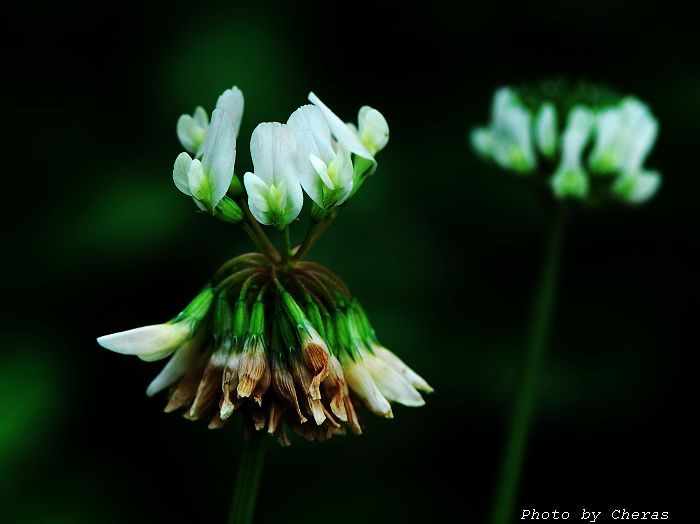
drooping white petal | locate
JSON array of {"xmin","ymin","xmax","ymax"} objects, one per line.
[
  {"xmin": 97, "ymin": 321, "xmax": 192, "ymax": 362},
  {"xmin": 145, "ymin": 332, "xmax": 203, "ymax": 397},
  {"xmin": 373, "ymin": 345, "xmax": 434, "ymax": 393},
  {"xmin": 215, "ymin": 86, "xmax": 245, "ymax": 139},
  {"xmin": 199, "ymin": 109, "xmax": 236, "ymax": 209},
  {"xmin": 358, "ymin": 106, "xmax": 389, "ymax": 155},
  {"xmin": 613, "ymin": 170, "xmax": 661, "ymax": 204},
  {"xmin": 173, "ymin": 152, "xmax": 193, "ymax": 196},
  {"xmin": 308, "ymin": 92, "xmax": 373, "ymax": 160},
  {"xmin": 535, "ymin": 103, "xmax": 557, "ymax": 158},
  {"xmin": 364, "ymin": 352, "xmax": 424, "ymax": 407},
  {"xmin": 341, "ymin": 353, "xmax": 393, "ymax": 418},
  {"xmin": 551, "ymin": 106, "xmax": 594, "ymax": 199}
]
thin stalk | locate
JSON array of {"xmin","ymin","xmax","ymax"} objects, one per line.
[
  {"xmin": 281, "ymin": 226, "xmax": 291, "ymax": 262},
  {"xmin": 228, "ymin": 431, "xmax": 267, "ymax": 524},
  {"xmin": 239, "ymin": 199, "xmax": 280, "ymax": 262},
  {"xmin": 490, "ymin": 207, "xmax": 568, "ymax": 524},
  {"xmin": 292, "ymin": 212, "xmax": 338, "ymax": 262}
]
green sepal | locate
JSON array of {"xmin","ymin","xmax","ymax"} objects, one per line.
[
  {"xmin": 214, "ymin": 196, "xmax": 244, "ymax": 224},
  {"xmin": 233, "ymin": 297, "xmax": 249, "ymax": 342},
  {"xmin": 213, "ymin": 294, "xmax": 233, "ymax": 348},
  {"xmin": 175, "ymin": 287, "xmax": 215, "ymax": 326},
  {"xmin": 249, "ymin": 298, "xmax": 265, "ymax": 337},
  {"xmin": 228, "ymin": 173, "xmax": 244, "ymax": 198},
  {"xmin": 305, "ymin": 297, "xmax": 324, "ymax": 337}
]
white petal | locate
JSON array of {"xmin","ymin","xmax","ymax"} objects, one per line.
[
  {"xmin": 248, "ymin": 123, "xmax": 302, "ymax": 228},
  {"xmin": 535, "ymin": 103, "xmax": 557, "ymax": 158},
  {"xmin": 200, "ymin": 109, "xmax": 236, "ymax": 209},
  {"xmin": 193, "ymin": 106, "xmax": 209, "ymax": 128},
  {"xmin": 187, "ymin": 159, "xmax": 209, "ymax": 204},
  {"xmin": 173, "ymin": 152, "xmax": 193, "ymax": 196},
  {"xmin": 215, "ymin": 86, "xmax": 244, "ymax": 139},
  {"xmin": 342, "ymin": 354, "xmax": 393, "ymax": 418},
  {"xmin": 146, "ymin": 332, "xmax": 203, "ymax": 397},
  {"xmin": 243, "ymin": 172, "xmax": 272, "ymax": 225},
  {"xmin": 471, "ymin": 128, "xmax": 493, "ymax": 157},
  {"xmin": 288, "ymin": 105, "xmax": 335, "ymax": 161},
  {"xmin": 589, "ymin": 106, "xmax": 624, "ymax": 172},
  {"xmin": 621, "ymin": 99, "xmax": 658, "ymax": 173},
  {"xmin": 364, "ymin": 353, "xmax": 424, "ymax": 407},
  {"xmin": 374, "ymin": 346, "xmax": 433, "ymax": 393},
  {"xmin": 358, "ymin": 106, "xmax": 389, "ymax": 155},
  {"xmin": 613, "ymin": 170, "xmax": 661, "ymax": 203},
  {"xmin": 309, "ymin": 154, "xmax": 333, "ymax": 189},
  {"xmin": 308, "ymin": 92, "xmax": 373, "ymax": 160},
  {"xmin": 97, "ymin": 321, "xmax": 192, "ymax": 362},
  {"xmin": 176, "ymin": 115, "xmax": 204, "ymax": 154},
  {"xmin": 490, "ymin": 88, "xmax": 536, "ymax": 173}
]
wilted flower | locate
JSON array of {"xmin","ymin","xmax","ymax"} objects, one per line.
[
  {"xmin": 471, "ymin": 82, "xmax": 661, "ymax": 204},
  {"xmin": 99, "ymin": 86, "xmax": 429, "ymax": 446}
]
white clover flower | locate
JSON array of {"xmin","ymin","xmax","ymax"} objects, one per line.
[
  {"xmin": 177, "ymin": 86, "xmax": 244, "ymax": 156},
  {"xmin": 173, "ymin": 109, "xmax": 236, "ymax": 211},
  {"xmin": 589, "ymin": 98, "xmax": 658, "ymax": 175},
  {"xmin": 308, "ymin": 92, "xmax": 389, "ymax": 160},
  {"xmin": 97, "ymin": 320, "xmax": 194, "ymax": 362},
  {"xmin": 472, "ymin": 88, "xmax": 537, "ymax": 174},
  {"xmin": 97, "ymin": 288, "xmax": 214, "ymax": 362},
  {"xmin": 535, "ymin": 103, "xmax": 558, "ymax": 159},
  {"xmin": 288, "ymin": 105, "xmax": 353, "ymax": 209},
  {"xmin": 243, "ymin": 122, "xmax": 303, "ymax": 230},
  {"xmin": 146, "ymin": 330, "xmax": 205, "ymax": 397},
  {"xmin": 551, "ymin": 106, "xmax": 595, "ymax": 199}
]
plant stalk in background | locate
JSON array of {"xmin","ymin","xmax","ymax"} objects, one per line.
[{"xmin": 472, "ymin": 81, "xmax": 662, "ymax": 524}]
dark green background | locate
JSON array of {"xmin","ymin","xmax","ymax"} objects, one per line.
[{"xmin": 2, "ymin": 1, "xmax": 695, "ymax": 522}]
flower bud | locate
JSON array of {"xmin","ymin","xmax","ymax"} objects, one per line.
[{"xmin": 214, "ymin": 196, "xmax": 244, "ymax": 224}]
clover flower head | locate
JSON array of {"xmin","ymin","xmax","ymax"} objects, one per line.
[
  {"xmin": 98, "ymin": 85, "xmax": 426, "ymax": 446},
  {"xmin": 471, "ymin": 81, "xmax": 662, "ymax": 205}
]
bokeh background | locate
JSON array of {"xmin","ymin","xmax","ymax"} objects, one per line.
[{"xmin": 3, "ymin": 1, "xmax": 695, "ymax": 522}]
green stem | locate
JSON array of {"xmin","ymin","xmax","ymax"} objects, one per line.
[
  {"xmin": 228, "ymin": 432, "xmax": 267, "ymax": 524},
  {"xmin": 281, "ymin": 226, "xmax": 291, "ymax": 262},
  {"xmin": 239, "ymin": 199, "xmax": 280, "ymax": 262},
  {"xmin": 490, "ymin": 207, "xmax": 567, "ymax": 524}
]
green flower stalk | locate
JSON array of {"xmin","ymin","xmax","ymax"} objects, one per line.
[
  {"xmin": 97, "ymin": 86, "xmax": 430, "ymax": 524},
  {"xmin": 471, "ymin": 81, "xmax": 661, "ymax": 524}
]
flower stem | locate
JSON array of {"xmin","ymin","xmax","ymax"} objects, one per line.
[
  {"xmin": 281, "ymin": 226, "xmax": 291, "ymax": 262},
  {"xmin": 490, "ymin": 206, "xmax": 567, "ymax": 524},
  {"xmin": 229, "ymin": 431, "xmax": 267, "ymax": 524}
]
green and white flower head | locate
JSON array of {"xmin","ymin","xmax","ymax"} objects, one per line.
[
  {"xmin": 471, "ymin": 81, "xmax": 662, "ymax": 205},
  {"xmin": 100, "ymin": 84, "xmax": 427, "ymax": 448},
  {"xmin": 288, "ymin": 105, "xmax": 353, "ymax": 209},
  {"xmin": 177, "ymin": 86, "xmax": 244, "ymax": 156},
  {"xmin": 243, "ymin": 122, "xmax": 303, "ymax": 230}
]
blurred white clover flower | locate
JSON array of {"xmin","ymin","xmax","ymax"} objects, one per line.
[{"xmin": 471, "ymin": 84, "xmax": 661, "ymax": 204}]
